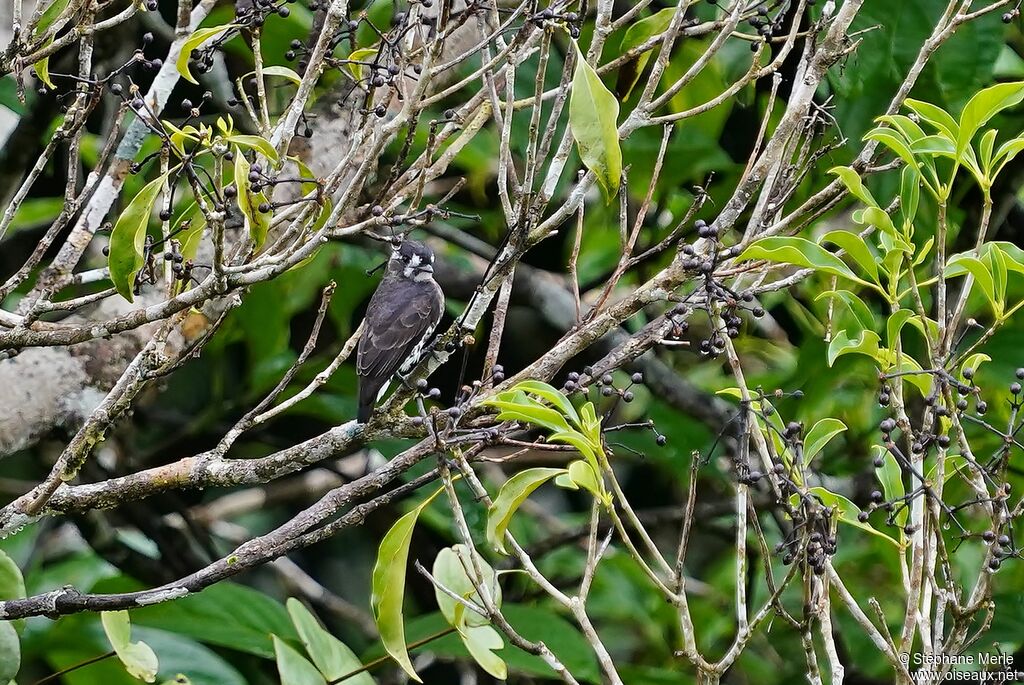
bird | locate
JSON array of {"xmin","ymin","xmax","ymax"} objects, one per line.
[{"xmin": 356, "ymin": 240, "xmax": 444, "ymax": 423}]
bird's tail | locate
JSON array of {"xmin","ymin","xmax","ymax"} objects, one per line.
[
  {"xmin": 357, "ymin": 377, "xmax": 385, "ymax": 423},
  {"xmin": 357, "ymin": 399, "xmax": 373, "ymax": 424}
]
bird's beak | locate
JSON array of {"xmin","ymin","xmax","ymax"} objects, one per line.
[{"xmin": 419, "ymin": 263, "xmax": 433, "ymax": 274}]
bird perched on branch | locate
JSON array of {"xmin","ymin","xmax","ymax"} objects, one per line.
[{"xmin": 356, "ymin": 240, "xmax": 444, "ymax": 423}]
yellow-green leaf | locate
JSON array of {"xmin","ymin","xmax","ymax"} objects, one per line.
[
  {"xmin": 432, "ymin": 544, "xmax": 501, "ymax": 629},
  {"xmin": 226, "ymin": 134, "xmax": 279, "ymax": 164},
  {"xmin": 371, "ymin": 488, "xmax": 444, "ymax": 682},
  {"xmin": 273, "ymin": 635, "xmax": 326, "ymax": 685},
  {"xmin": 34, "ymin": 0, "xmax": 71, "ymax": 35},
  {"xmin": 108, "ymin": 172, "xmax": 168, "ymax": 302},
  {"xmin": 177, "ymin": 25, "xmax": 238, "ymax": 85},
  {"xmin": 347, "ymin": 48, "xmax": 378, "ymax": 81},
  {"xmin": 736, "ymin": 236, "xmax": 869, "ymax": 286},
  {"xmin": 233, "ymin": 147, "xmax": 272, "ymax": 248},
  {"xmin": 801, "ymin": 418, "xmax": 846, "ymax": 467},
  {"xmin": 101, "ymin": 611, "xmax": 159, "ymax": 683},
  {"xmin": 616, "ymin": 7, "xmax": 674, "ymax": 100},
  {"xmin": 569, "ymin": 44, "xmax": 621, "ymax": 200},
  {"xmin": 286, "ymin": 599, "xmax": 372, "ymax": 684},
  {"xmin": 486, "ymin": 467, "xmax": 566, "ymax": 554}
]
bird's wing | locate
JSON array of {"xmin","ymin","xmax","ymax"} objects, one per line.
[{"xmin": 357, "ymin": 279, "xmax": 443, "ymax": 381}]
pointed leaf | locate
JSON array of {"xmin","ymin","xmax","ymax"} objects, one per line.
[
  {"xmin": 564, "ymin": 459, "xmax": 606, "ymax": 502},
  {"xmin": 370, "ymin": 488, "xmax": 443, "ymax": 682},
  {"xmin": 736, "ymin": 237, "xmax": 867, "ymax": 285},
  {"xmin": 958, "ymin": 82, "xmax": 1024, "ymax": 152},
  {"xmin": 486, "ymin": 468, "xmax": 566, "ymax": 554},
  {"xmin": 904, "ymin": 99, "xmax": 959, "ymax": 139},
  {"xmin": 274, "ymin": 635, "xmax": 327, "ymax": 685},
  {"xmin": 802, "ymin": 487, "xmax": 899, "ymax": 547},
  {"xmin": 34, "ymin": 0, "xmax": 71, "ymax": 35},
  {"xmin": 827, "ymin": 329, "xmax": 881, "ymax": 367},
  {"xmin": 616, "ymin": 8, "xmax": 675, "ymax": 100},
  {"xmin": 286, "ymin": 599, "xmax": 372, "ymax": 684},
  {"xmin": 177, "ymin": 25, "xmax": 238, "ymax": 85},
  {"xmin": 0, "ymin": 622, "xmax": 18, "ymax": 682},
  {"xmin": 569, "ymin": 44, "xmax": 621, "ymax": 200},
  {"xmin": 802, "ymin": 418, "xmax": 847, "ymax": 467},
  {"xmin": 233, "ymin": 147, "xmax": 272, "ymax": 248},
  {"xmin": 945, "ymin": 253, "xmax": 998, "ymax": 314},
  {"xmin": 821, "ymin": 230, "xmax": 879, "ymax": 283},
  {"xmin": 511, "ymin": 380, "xmax": 581, "ymax": 426},
  {"xmin": 261, "ymin": 65, "xmax": 303, "ymax": 85},
  {"xmin": 829, "ymin": 166, "xmax": 879, "ymax": 208},
  {"xmin": 226, "ymin": 134, "xmax": 279, "ymax": 164},
  {"xmin": 108, "ymin": 172, "xmax": 168, "ymax": 302},
  {"xmin": 817, "ymin": 290, "xmax": 875, "ymax": 332}
]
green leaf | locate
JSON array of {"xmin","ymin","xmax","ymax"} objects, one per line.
[
  {"xmin": 886, "ymin": 309, "xmax": 919, "ymax": 348},
  {"xmin": 177, "ymin": 25, "xmax": 238, "ymax": 85},
  {"xmin": 0, "ymin": 550, "xmax": 26, "ymax": 635},
  {"xmin": 233, "ymin": 147, "xmax": 272, "ymax": 248},
  {"xmin": 346, "ymin": 48, "xmax": 379, "ymax": 81},
  {"xmin": 904, "ymin": 99, "xmax": 959, "ymax": 140},
  {"xmin": 555, "ymin": 460, "xmax": 607, "ymax": 503},
  {"xmin": 226, "ymin": 134, "xmax": 279, "ymax": 164},
  {"xmin": 802, "ymin": 418, "xmax": 847, "ymax": 467},
  {"xmin": 802, "ymin": 487, "xmax": 899, "ymax": 547},
  {"xmin": 125, "ymin": 582, "xmax": 296, "ymax": 659},
  {"xmin": 486, "ymin": 468, "xmax": 566, "ymax": 554},
  {"xmin": 735, "ymin": 237, "xmax": 868, "ymax": 285},
  {"xmin": 829, "ymin": 166, "xmax": 879, "ymax": 208},
  {"xmin": 483, "ymin": 396, "xmax": 572, "ymax": 433},
  {"xmin": 274, "ymin": 635, "xmax": 327, "ymax": 685},
  {"xmin": 433, "ymin": 544, "xmax": 501, "ymax": 629},
  {"xmin": 35, "ymin": 46, "xmax": 55, "ymax": 90},
  {"xmin": 960, "ymin": 353, "xmax": 991, "ymax": 383},
  {"xmin": 821, "ymin": 230, "xmax": 879, "ymax": 283},
  {"xmin": 827, "ymin": 329, "xmax": 881, "ymax": 367},
  {"xmin": 980, "ymin": 128, "xmax": 998, "ymax": 174},
  {"xmin": 286, "ymin": 599, "xmax": 372, "ymax": 684},
  {"xmin": 101, "ymin": 611, "xmax": 160, "ymax": 682},
  {"xmin": 945, "ymin": 253, "xmax": 999, "ymax": 315},
  {"xmin": 35, "ymin": 0, "xmax": 71, "ymax": 35},
  {"xmin": 873, "ymin": 447, "xmax": 907, "ymax": 528},
  {"xmin": 865, "ymin": 127, "xmax": 918, "ymax": 171},
  {"xmin": 547, "ymin": 430, "xmax": 599, "ymax": 467},
  {"xmin": 899, "ymin": 164, "xmax": 921, "ymax": 229},
  {"xmin": 509, "ymin": 380, "xmax": 581, "ymax": 426},
  {"xmin": 616, "ymin": 8, "xmax": 675, "ymax": 100},
  {"xmin": 176, "ymin": 204, "xmax": 207, "ymax": 261},
  {"xmin": 462, "ymin": 625, "xmax": 507, "ymax": 680},
  {"xmin": 0, "ymin": 622, "xmax": 18, "ymax": 682},
  {"xmin": 817, "ymin": 290, "xmax": 875, "ymax": 332},
  {"xmin": 855, "ymin": 206, "xmax": 898, "ymax": 237},
  {"xmin": 108, "ymin": 172, "xmax": 167, "ymax": 302},
  {"xmin": 958, "ymin": 81, "xmax": 1024, "ymax": 153},
  {"xmin": 569, "ymin": 43, "xmax": 621, "ymax": 200},
  {"xmin": 261, "ymin": 65, "xmax": 303, "ymax": 85},
  {"xmin": 371, "ymin": 488, "xmax": 444, "ymax": 682}
]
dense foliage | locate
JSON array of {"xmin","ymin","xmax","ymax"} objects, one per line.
[{"xmin": 3, "ymin": 0, "xmax": 1024, "ymax": 684}]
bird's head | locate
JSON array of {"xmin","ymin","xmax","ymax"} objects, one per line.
[{"xmin": 388, "ymin": 240, "xmax": 435, "ymax": 281}]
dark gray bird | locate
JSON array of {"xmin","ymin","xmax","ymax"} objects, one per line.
[{"xmin": 356, "ymin": 240, "xmax": 444, "ymax": 423}]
